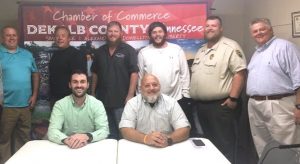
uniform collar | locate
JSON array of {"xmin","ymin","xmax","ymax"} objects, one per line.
[{"xmin": 202, "ymin": 37, "xmax": 224, "ymax": 53}]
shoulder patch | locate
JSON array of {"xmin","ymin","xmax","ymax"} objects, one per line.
[{"xmin": 235, "ymin": 50, "xmax": 243, "ymax": 58}]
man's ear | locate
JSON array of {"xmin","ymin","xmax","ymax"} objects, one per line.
[{"xmin": 86, "ymin": 81, "xmax": 90, "ymax": 89}]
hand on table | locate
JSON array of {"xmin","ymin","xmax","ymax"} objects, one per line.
[
  {"xmin": 64, "ymin": 133, "xmax": 89, "ymax": 149},
  {"xmin": 145, "ymin": 131, "xmax": 168, "ymax": 148}
]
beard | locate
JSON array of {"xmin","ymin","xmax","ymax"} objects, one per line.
[
  {"xmin": 72, "ymin": 87, "xmax": 87, "ymax": 98},
  {"xmin": 107, "ymin": 38, "xmax": 122, "ymax": 47},
  {"xmin": 150, "ymin": 36, "xmax": 166, "ymax": 48},
  {"xmin": 204, "ymin": 31, "xmax": 222, "ymax": 43},
  {"xmin": 142, "ymin": 91, "xmax": 161, "ymax": 103}
]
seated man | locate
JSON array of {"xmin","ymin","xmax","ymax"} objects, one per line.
[
  {"xmin": 119, "ymin": 74, "xmax": 190, "ymax": 148},
  {"xmin": 47, "ymin": 70, "xmax": 109, "ymax": 149}
]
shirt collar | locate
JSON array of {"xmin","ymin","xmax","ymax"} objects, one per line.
[
  {"xmin": 105, "ymin": 42, "xmax": 125, "ymax": 50},
  {"xmin": 0, "ymin": 44, "xmax": 20, "ymax": 54},
  {"xmin": 70, "ymin": 94, "xmax": 87, "ymax": 108},
  {"xmin": 203, "ymin": 37, "xmax": 223, "ymax": 54},
  {"xmin": 210, "ymin": 37, "xmax": 223, "ymax": 50},
  {"xmin": 255, "ymin": 36, "xmax": 276, "ymax": 52}
]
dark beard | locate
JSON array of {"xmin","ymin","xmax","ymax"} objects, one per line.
[
  {"xmin": 150, "ymin": 37, "xmax": 166, "ymax": 48},
  {"xmin": 204, "ymin": 33, "xmax": 222, "ymax": 43},
  {"xmin": 107, "ymin": 38, "xmax": 122, "ymax": 47},
  {"xmin": 72, "ymin": 88, "xmax": 87, "ymax": 98}
]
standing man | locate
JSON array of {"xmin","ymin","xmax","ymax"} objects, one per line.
[
  {"xmin": 138, "ymin": 22, "xmax": 195, "ymax": 136},
  {"xmin": 247, "ymin": 18, "xmax": 300, "ymax": 156},
  {"xmin": 0, "ymin": 62, "xmax": 3, "ymax": 115},
  {"xmin": 0, "ymin": 26, "xmax": 40, "ymax": 163},
  {"xmin": 190, "ymin": 16, "xmax": 247, "ymax": 163},
  {"xmin": 48, "ymin": 70, "xmax": 109, "ymax": 149},
  {"xmin": 49, "ymin": 26, "xmax": 86, "ymax": 108},
  {"xmin": 120, "ymin": 74, "xmax": 190, "ymax": 148},
  {"xmin": 91, "ymin": 21, "xmax": 138, "ymax": 140}
]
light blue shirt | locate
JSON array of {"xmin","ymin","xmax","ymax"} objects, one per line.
[
  {"xmin": 0, "ymin": 63, "xmax": 3, "ymax": 103},
  {"xmin": 247, "ymin": 37, "xmax": 300, "ymax": 96},
  {"xmin": 0, "ymin": 44, "xmax": 38, "ymax": 107}
]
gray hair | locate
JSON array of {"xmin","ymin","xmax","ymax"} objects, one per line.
[{"xmin": 249, "ymin": 18, "xmax": 272, "ymax": 29}]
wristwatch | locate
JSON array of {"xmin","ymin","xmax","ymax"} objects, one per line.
[
  {"xmin": 167, "ymin": 137, "xmax": 173, "ymax": 146},
  {"xmin": 86, "ymin": 133, "xmax": 93, "ymax": 143},
  {"xmin": 295, "ymin": 104, "xmax": 300, "ymax": 110}
]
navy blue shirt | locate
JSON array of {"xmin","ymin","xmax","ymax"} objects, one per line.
[{"xmin": 91, "ymin": 42, "xmax": 138, "ymax": 108}]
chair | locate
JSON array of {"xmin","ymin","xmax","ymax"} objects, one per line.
[{"xmin": 258, "ymin": 141, "xmax": 300, "ymax": 164}]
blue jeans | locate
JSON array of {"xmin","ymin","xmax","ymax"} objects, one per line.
[{"xmin": 105, "ymin": 107, "xmax": 124, "ymax": 140}]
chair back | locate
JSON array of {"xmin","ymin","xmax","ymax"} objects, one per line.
[{"xmin": 258, "ymin": 141, "xmax": 300, "ymax": 164}]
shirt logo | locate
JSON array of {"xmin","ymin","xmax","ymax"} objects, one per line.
[{"xmin": 115, "ymin": 53, "xmax": 125, "ymax": 58}]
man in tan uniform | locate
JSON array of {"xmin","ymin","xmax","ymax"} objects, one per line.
[{"xmin": 190, "ymin": 16, "xmax": 247, "ymax": 163}]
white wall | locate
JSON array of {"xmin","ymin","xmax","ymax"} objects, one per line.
[
  {"xmin": 244, "ymin": 0, "xmax": 300, "ymax": 60},
  {"xmin": 210, "ymin": 0, "xmax": 245, "ymax": 54}
]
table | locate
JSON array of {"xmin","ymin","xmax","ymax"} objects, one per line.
[
  {"xmin": 117, "ymin": 138, "xmax": 230, "ymax": 164},
  {"xmin": 5, "ymin": 139, "xmax": 117, "ymax": 164},
  {"xmin": 7, "ymin": 138, "xmax": 230, "ymax": 164}
]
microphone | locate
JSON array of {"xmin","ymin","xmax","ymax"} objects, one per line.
[{"xmin": 278, "ymin": 144, "xmax": 300, "ymax": 149}]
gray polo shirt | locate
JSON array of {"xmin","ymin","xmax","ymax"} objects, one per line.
[{"xmin": 119, "ymin": 94, "xmax": 190, "ymax": 134}]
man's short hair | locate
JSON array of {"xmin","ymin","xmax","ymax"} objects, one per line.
[
  {"xmin": 1, "ymin": 25, "xmax": 18, "ymax": 37},
  {"xmin": 147, "ymin": 22, "xmax": 167, "ymax": 37},
  {"xmin": 206, "ymin": 15, "xmax": 223, "ymax": 26},
  {"xmin": 107, "ymin": 21, "xmax": 122, "ymax": 31},
  {"xmin": 54, "ymin": 25, "xmax": 71, "ymax": 37},
  {"xmin": 249, "ymin": 18, "xmax": 272, "ymax": 29},
  {"xmin": 70, "ymin": 69, "xmax": 88, "ymax": 82}
]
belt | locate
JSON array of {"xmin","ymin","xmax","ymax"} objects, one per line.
[{"xmin": 250, "ymin": 93, "xmax": 295, "ymax": 101}]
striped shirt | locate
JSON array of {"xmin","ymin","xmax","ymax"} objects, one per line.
[{"xmin": 247, "ymin": 37, "xmax": 300, "ymax": 96}]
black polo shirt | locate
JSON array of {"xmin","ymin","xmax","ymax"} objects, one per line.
[
  {"xmin": 49, "ymin": 46, "xmax": 87, "ymax": 99},
  {"xmin": 91, "ymin": 42, "xmax": 138, "ymax": 108}
]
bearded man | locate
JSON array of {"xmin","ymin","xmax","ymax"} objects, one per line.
[
  {"xmin": 137, "ymin": 21, "xmax": 197, "ymax": 137},
  {"xmin": 91, "ymin": 21, "xmax": 139, "ymax": 140},
  {"xmin": 47, "ymin": 69, "xmax": 109, "ymax": 149},
  {"xmin": 190, "ymin": 16, "xmax": 247, "ymax": 163},
  {"xmin": 119, "ymin": 74, "xmax": 190, "ymax": 148}
]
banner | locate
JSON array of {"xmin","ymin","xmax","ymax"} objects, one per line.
[
  {"xmin": 21, "ymin": 3, "xmax": 206, "ymax": 41},
  {"xmin": 19, "ymin": 2, "xmax": 207, "ymax": 139}
]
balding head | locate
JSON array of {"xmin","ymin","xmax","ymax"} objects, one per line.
[
  {"xmin": 141, "ymin": 74, "xmax": 161, "ymax": 103},
  {"xmin": 1, "ymin": 26, "xmax": 18, "ymax": 51}
]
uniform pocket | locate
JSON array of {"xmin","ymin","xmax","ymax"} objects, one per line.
[{"xmin": 203, "ymin": 59, "xmax": 217, "ymax": 74}]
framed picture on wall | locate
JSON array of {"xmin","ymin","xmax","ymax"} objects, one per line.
[{"xmin": 292, "ymin": 11, "xmax": 300, "ymax": 38}]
